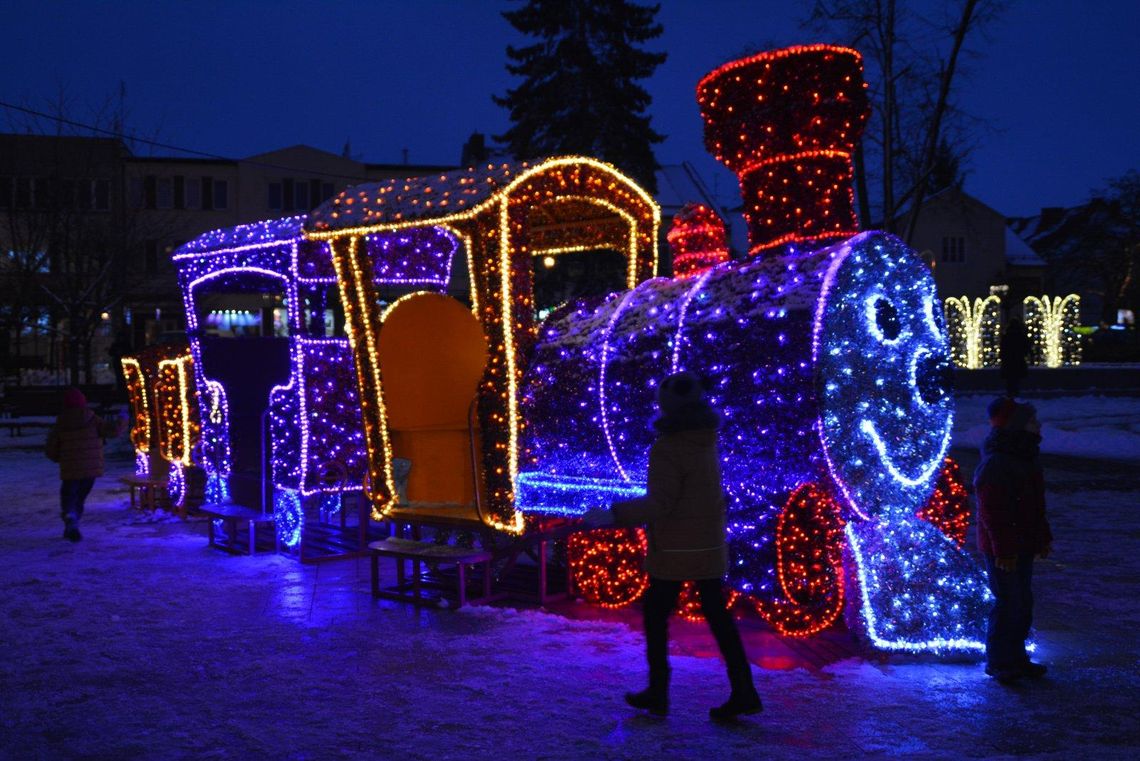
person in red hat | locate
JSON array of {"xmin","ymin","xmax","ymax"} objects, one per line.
[
  {"xmin": 44, "ymin": 388, "xmax": 124, "ymax": 542},
  {"xmin": 973, "ymin": 397, "xmax": 1053, "ymax": 683}
]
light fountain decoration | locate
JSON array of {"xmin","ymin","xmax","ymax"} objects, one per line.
[
  {"xmin": 121, "ymin": 342, "xmax": 201, "ymax": 510},
  {"xmin": 172, "ymin": 215, "xmax": 375, "ymax": 551},
  {"xmin": 944, "ymin": 295, "xmax": 1002, "ymax": 369},
  {"xmin": 1024, "ymin": 294, "xmax": 1082, "ymax": 367},
  {"xmin": 667, "ymin": 203, "xmax": 731, "ymax": 278},
  {"xmin": 515, "ymin": 45, "xmax": 992, "ymax": 652}
]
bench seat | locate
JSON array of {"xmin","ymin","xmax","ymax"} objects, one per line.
[
  {"xmin": 368, "ymin": 537, "xmax": 496, "ymax": 608},
  {"xmin": 199, "ymin": 503, "xmax": 276, "ymax": 555},
  {"xmin": 120, "ymin": 474, "xmax": 169, "ymax": 512}
]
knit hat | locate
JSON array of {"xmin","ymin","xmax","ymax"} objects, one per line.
[
  {"xmin": 657, "ymin": 371, "xmax": 710, "ymax": 414},
  {"xmin": 62, "ymin": 387, "xmax": 87, "ymax": 409},
  {"xmin": 987, "ymin": 397, "xmax": 1036, "ymax": 430}
]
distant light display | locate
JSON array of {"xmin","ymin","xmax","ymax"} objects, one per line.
[
  {"xmin": 120, "ymin": 357, "xmax": 151, "ymax": 476},
  {"xmin": 696, "ymin": 45, "xmax": 870, "ymax": 257},
  {"xmin": 944, "ymin": 295, "xmax": 1001, "ymax": 369},
  {"xmin": 667, "ymin": 202, "xmax": 731, "ymax": 278},
  {"xmin": 305, "ymin": 157, "xmax": 660, "ymax": 532},
  {"xmin": 1024, "ymin": 294, "xmax": 1082, "ymax": 367}
]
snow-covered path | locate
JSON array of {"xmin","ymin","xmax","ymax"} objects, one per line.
[{"xmin": 1, "ymin": 395, "xmax": 1138, "ymax": 760}]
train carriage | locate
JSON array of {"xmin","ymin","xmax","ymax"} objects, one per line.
[{"xmin": 171, "ymin": 215, "xmax": 374, "ymax": 559}]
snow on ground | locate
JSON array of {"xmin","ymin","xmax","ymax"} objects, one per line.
[
  {"xmin": 954, "ymin": 394, "xmax": 1140, "ymax": 462},
  {"xmin": 1, "ymin": 395, "xmax": 1138, "ymax": 760}
]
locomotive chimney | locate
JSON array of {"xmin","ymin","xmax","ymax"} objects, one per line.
[{"xmin": 696, "ymin": 45, "xmax": 870, "ymax": 258}]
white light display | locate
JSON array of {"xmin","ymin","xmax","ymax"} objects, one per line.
[
  {"xmin": 1024, "ymin": 294, "xmax": 1082, "ymax": 367},
  {"xmin": 944, "ymin": 295, "xmax": 1002, "ymax": 369}
]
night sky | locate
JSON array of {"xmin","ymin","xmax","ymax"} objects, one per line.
[{"xmin": 3, "ymin": 0, "xmax": 1137, "ymax": 217}]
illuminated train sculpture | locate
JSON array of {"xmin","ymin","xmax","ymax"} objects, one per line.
[
  {"xmin": 120, "ymin": 342, "xmax": 201, "ymax": 510},
  {"xmin": 514, "ymin": 45, "xmax": 991, "ymax": 652},
  {"xmin": 163, "ymin": 45, "xmax": 989, "ymax": 651}
]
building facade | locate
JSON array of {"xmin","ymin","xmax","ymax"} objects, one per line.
[
  {"xmin": 1, "ymin": 133, "xmax": 453, "ymax": 382},
  {"xmin": 904, "ymin": 187, "xmax": 1046, "ymax": 315}
]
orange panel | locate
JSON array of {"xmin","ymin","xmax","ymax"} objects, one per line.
[{"xmin": 378, "ymin": 293, "xmax": 489, "ymax": 505}]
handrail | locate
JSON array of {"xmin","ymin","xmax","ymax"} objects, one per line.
[{"xmin": 467, "ymin": 396, "xmax": 487, "ymax": 527}]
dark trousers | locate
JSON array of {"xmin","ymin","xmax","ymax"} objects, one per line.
[
  {"xmin": 983, "ymin": 553, "xmax": 1035, "ymax": 669},
  {"xmin": 61, "ymin": 478, "xmax": 96, "ymax": 523},
  {"xmin": 643, "ymin": 577, "xmax": 754, "ymax": 692}
]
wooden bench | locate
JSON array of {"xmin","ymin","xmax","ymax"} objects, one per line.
[
  {"xmin": 0, "ymin": 420, "xmax": 52, "ymax": 437},
  {"xmin": 120, "ymin": 474, "xmax": 169, "ymax": 512},
  {"xmin": 199, "ymin": 503, "xmax": 278, "ymax": 555},
  {"xmin": 369, "ymin": 537, "xmax": 496, "ymax": 608}
]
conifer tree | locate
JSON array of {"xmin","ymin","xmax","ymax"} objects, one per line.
[{"xmin": 494, "ymin": 0, "xmax": 666, "ymax": 192}]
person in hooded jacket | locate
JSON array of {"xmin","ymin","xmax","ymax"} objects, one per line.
[
  {"xmin": 45, "ymin": 388, "xmax": 124, "ymax": 542},
  {"xmin": 583, "ymin": 371, "xmax": 761, "ymax": 721},
  {"xmin": 973, "ymin": 397, "xmax": 1053, "ymax": 683}
]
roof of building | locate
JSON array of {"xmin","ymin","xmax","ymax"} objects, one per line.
[{"xmin": 1004, "ymin": 227, "xmax": 1047, "ymax": 267}]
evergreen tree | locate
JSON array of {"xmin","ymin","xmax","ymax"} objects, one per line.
[{"xmin": 494, "ymin": 0, "xmax": 666, "ymax": 192}]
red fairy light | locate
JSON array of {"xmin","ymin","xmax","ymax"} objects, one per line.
[
  {"xmin": 917, "ymin": 457, "xmax": 971, "ymax": 548},
  {"xmin": 751, "ymin": 482, "xmax": 846, "ymax": 637}
]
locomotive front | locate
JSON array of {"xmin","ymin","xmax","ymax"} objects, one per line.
[{"xmin": 516, "ymin": 45, "xmax": 991, "ymax": 652}]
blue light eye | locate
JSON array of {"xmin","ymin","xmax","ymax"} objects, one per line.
[{"xmin": 874, "ymin": 298, "xmax": 901, "ymax": 340}]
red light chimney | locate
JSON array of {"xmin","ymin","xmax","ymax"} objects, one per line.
[{"xmin": 696, "ymin": 45, "xmax": 870, "ymax": 257}]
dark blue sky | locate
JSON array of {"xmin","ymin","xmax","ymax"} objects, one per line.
[{"xmin": 4, "ymin": 0, "xmax": 1137, "ymax": 217}]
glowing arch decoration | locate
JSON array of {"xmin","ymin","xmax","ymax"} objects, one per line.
[
  {"xmin": 944, "ymin": 295, "xmax": 1002, "ymax": 369},
  {"xmin": 696, "ymin": 44, "xmax": 870, "ymax": 257},
  {"xmin": 121, "ymin": 343, "xmax": 200, "ymax": 501},
  {"xmin": 304, "ymin": 157, "xmax": 660, "ymax": 533},
  {"xmin": 120, "ymin": 357, "xmax": 152, "ymax": 477},
  {"xmin": 1024, "ymin": 294, "xmax": 1082, "ymax": 367},
  {"xmin": 667, "ymin": 203, "xmax": 731, "ymax": 278}
]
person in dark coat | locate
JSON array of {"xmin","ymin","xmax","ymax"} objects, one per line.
[
  {"xmin": 583, "ymin": 372, "xmax": 761, "ymax": 720},
  {"xmin": 973, "ymin": 397, "xmax": 1053, "ymax": 683},
  {"xmin": 45, "ymin": 388, "xmax": 124, "ymax": 542},
  {"xmin": 999, "ymin": 317, "xmax": 1031, "ymax": 397}
]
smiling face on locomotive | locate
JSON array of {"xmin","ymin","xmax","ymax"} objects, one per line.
[{"xmin": 813, "ymin": 232, "xmax": 954, "ymax": 521}]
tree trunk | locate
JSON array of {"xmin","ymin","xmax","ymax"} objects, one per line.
[
  {"xmin": 881, "ymin": 0, "xmax": 896, "ymax": 231},
  {"xmin": 854, "ymin": 142, "xmax": 871, "ymax": 228},
  {"xmin": 903, "ymin": 0, "xmax": 979, "ymax": 246}
]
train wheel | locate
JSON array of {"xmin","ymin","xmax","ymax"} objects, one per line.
[
  {"xmin": 568, "ymin": 527, "xmax": 649, "ymax": 608},
  {"xmin": 916, "ymin": 456, "xmax": 970, "ymax": 547},
  {"xmin": 752, "ymin": 482, "xmax": 846, "ymax": 637}
]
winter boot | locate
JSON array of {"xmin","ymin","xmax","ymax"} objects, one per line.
[
  {"xmin": 625, "ymin": 668, "xmax": 669, "ymax": 716},
  {"xmin": 710, "ymin": 689, "xmax": 763, "ymax": 721},
  {"xmin": 984, "ymin": 664, "xmax": 1022, "ymax": 684},
  {"xmin": 710, "ymin": 668, "xmax": 762, "ymax": 721},
  {"xmin": 63, "ymin": 515, "xmax": 81, "ymax": 543}
]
